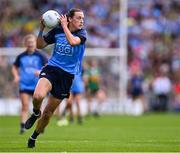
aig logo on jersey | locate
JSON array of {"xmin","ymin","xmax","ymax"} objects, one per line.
[
  {"xmin": 56, "ymin": 43, "xmax": 73, "ymax": 56},
  {"xmin": 55, "ymin": 34, "xmax": 73, "ymax": 56}
]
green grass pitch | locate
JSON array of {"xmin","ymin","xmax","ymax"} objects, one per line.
[{"xmin": 0, "ymin": 113, "xmax": 180, "ymax": 152}]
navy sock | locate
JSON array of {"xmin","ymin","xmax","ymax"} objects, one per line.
[
  {"xmin": 33, "ymin": 109, "xmax": 40, "ymax": 116},
  {"xmin": 20, "ymin": 123, "xmax": 25, "ymax": 129},
  {"xmin": 31, "ymin": 130, "xmax": 40, "ymax": 140}
]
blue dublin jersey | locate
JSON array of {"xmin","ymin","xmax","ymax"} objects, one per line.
[
  {"xmin": 71, "ymin": 73, "xmax": 84, "ymax": 93},
  {"xmin": 13, "ymin": 50, "xmax": 48, "ymax": 91},
  {"xmin": 43, "ymin": 25, "xmax": 87, "ymax": 75}
]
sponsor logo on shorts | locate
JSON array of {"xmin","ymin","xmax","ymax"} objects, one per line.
[
  {"xmin": 41, "ymin": 72, "xmax": 46, "ymax": 76},
  {"xmin": 61, "ymin": 93, "xmax": 68, "ymax": 96}
]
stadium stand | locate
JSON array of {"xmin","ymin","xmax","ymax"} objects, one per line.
[{"xmin": 0, "ymin": 0, "xmax": 179, "ymax": 112}]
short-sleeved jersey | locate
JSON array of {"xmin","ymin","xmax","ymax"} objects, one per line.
[
  {"xmin": 13, "ymin": 50, "xmax": 48, "ymax": 91},
  {"xmin": 71, "ymin": 73, "xmax": 84, "ymax": 93},
  {"xmin": 43, "ymin": 25, "xmax": 87, "ymax": 75}
]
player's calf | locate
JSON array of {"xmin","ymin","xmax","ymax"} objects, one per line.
[{"xmin": 25, "ymin": 109, "xmax": 41, "ymax": 129}]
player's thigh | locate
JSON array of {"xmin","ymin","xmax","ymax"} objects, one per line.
[
  {"xmin": 96, "ymin": 89, "xmax": 106, "ymax": 102},
  {"xmin": 34, "ymin": 78, "xmax": 52, "ymax": 98},
  {"xmin": 67, "ymin": 93, "xmax": 74, "ymax": 105},
  {"xmin": 86, "ymin": 90, "xmax": 93, "ymax": 102}
]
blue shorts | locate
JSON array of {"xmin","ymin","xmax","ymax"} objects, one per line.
[
  {"xmin": 19, "ymin": 90, "xmax": 34, "ymax": 95},
  {"xmin": 71, "ymin": 79, "xmax": 84, "ymax": 94},
  {"xmin": 39, "ymin": 65, "xmax": 74, "ymax": 100}
]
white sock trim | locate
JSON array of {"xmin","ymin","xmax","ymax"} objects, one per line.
[
  {"xmin": 30, "ymin": 136, "xmax": 36, "ymax": 140},
  {"xmin": 33, "ymin": 112, "xmax": 40, "ymax": 117}
]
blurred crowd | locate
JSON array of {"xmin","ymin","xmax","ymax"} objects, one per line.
[
  {"xmin": 127, "ymin": 0, "xmax": 180, "ymax": 112},
  {"xmin": 0, "ymin": 0, "xmax": 180, "ymax": 112},
  {"xmin": 0, "ymin": 0, "xmax": 119, "ymax": 48}
]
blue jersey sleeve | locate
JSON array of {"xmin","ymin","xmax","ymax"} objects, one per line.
[
  {"xmin": 74, "ymin": 29, "xmax": 87, "ymax": 44},
  {"xmin": 13, "ymin": 52, "xmax": 26, "ymax": 67},
  {"xmin": 43, "ymin": 28, "xmax": 56, "ymax": 44},
  {"xmin": 43, "ymin": 26, "xmax": 63, "ymax": 44},
  {"xmin": 13, "ymin": 55, "xmax": 20, "ymax": 67}
]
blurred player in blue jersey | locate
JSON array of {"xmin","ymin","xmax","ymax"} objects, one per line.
[
  {"xmin": 24, "ymin": 8, "xmax": 87, "ymax": 148},
  {"xmin": 12, "ymin": 34, "xmax": 48, "ymax": 134},
  {"xmin": 57, "ymin": 72, "xmax": 85, "ymax": 126}
]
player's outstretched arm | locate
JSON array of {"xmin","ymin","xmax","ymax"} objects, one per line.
[
  {"xmin": 12, "ymin": 65, "xmax": 20, "ymax": 83},
  {"xmin": 37, "ymin": 19, "xmax": 48, "ymax": 49}
]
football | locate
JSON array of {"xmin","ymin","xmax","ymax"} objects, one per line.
[{"xmin": 42, "ymin": 10, "xmax": 60, "ymax": 28}]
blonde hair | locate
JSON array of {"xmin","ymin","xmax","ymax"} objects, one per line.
[{"xmin": 23, "ymin": 34, "xmax": 36, "ymax": 44}]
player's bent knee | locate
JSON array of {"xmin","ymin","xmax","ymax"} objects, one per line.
[{"xmin": 33, "ymin": 92, "xmax": 45, "ymax": 101}]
